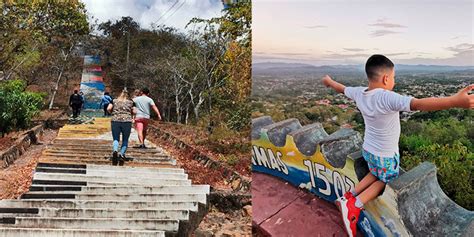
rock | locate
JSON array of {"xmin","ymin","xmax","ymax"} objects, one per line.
[
  {"xmin": 221, "ymin": 230, "xmax": 234, "ymax": 237},
  {"xmin": 243, "ymin": 205, "xmax": 252, "ymax": 216},
  {"xmin": 194, "ymin": 229, "xmax": 213, "ymax": 237},
  {"xmin": 231, "ymin": 178, "xmax": 241, "ymax": 190}
]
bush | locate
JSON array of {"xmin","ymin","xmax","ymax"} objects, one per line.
[
  {"xmin": 226, "ymin": 102, "xmax": 251, "ymax": 131},
  {"xmin": 0, "ymin": 80, "xmax": 44, "ymax": 136},
  {"xmin": 401, "ymin": 115, "xmax": 473, "ymax": 210},
  {"xmin": 401, "ymin": 143, "xmax": 473, "ymax": 210}
]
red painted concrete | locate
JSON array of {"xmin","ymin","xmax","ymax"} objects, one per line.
[
  {"xmin": 252, "ymin": 172, "xmax": 306, "ymax": 225},
  {"xmin": 253, "ymin": 172, "xmax": 363, "ymax": 237}
]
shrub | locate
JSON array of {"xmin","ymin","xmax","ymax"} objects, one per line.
[
  {"xmin": 0, "ymin": 80, "xmax": 44, "ymax": 136},
  {"xmin": 401, "ymin": 143, "xmax": 473, "ymax": 210},
  {"xmin": 224, "ymin": 154, "xmax": 239, "ymax": 166},
  {"xmin": 398, "ymin": 110, "xmax": 473, "ymax": 210}
]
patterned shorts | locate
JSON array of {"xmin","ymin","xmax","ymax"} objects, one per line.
[{"xmin": 362, "ymin": 149, "xmax": 400, "ymax": 183}]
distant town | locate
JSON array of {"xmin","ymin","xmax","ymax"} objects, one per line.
[{"xmin": 252, "ymin": 62, "xmax": 474, "ymax": 129}]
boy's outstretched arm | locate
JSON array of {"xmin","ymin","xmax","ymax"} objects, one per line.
[
  {"xmin": 322, "ymin": 75, "xmax": 346, "ymax": 94},
  {"xmin": 411, "ymin": 84, "xmax": 474, "ymax": 111}
]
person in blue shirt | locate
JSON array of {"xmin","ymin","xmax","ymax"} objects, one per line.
[
  {"xmin": 100, "ymin": 92, "xmax": 113, "ymax": 117},
  {"xmin": 79, "ymin": 91, "xmax": 85, "ymax": 115}
]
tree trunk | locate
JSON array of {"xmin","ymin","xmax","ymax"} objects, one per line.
[
  {"xmin": 48, "ymin": 45, "xmax": 74, "ymax": 110},
  {"xmin": 175, "ymin": 92, "xmax": 181, "ymax": 123},
  {"xmin": 48, "ymin": 66, "xmax": 65, "ymax": 109},
  {"xmin": 194, "ymin": 91, "xmax": 205, "ymax": 120},
  {"xmin": 185, "ymin": 104, "xmax": 189, "ymax": 125}
]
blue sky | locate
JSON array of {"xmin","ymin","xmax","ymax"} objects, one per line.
[
  {"xmin": 253, "ymin": 0, "xmax": 473, "ymax": 66},
  {"xmin": 81, "ymin": 0, "xmax": 224, "ymax": 31}
]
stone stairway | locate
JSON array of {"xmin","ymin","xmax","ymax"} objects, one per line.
[{"xmin": 0, "ymin": 117, "xmax": 209, "ymax": 237}]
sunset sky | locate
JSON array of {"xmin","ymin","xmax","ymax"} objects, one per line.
[{"xmin": 253, "ymin": 0, "xmax": 473, "ymax": 66}]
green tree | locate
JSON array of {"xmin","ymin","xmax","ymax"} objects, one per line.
[
  {"xmin": 401, "ymin": 143, "xmax": 473, "ymax": 210},
  {"xmin": 1, "ymin": 1, "xmax": 89, "ymax": 82}
]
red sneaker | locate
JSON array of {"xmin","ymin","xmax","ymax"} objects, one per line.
[
  {"xmin": 343, "ymin": 191, "xmax": 355, "ymax": 200},
  {"xmin": 335, "ymin": 192, "xmax": 354, "ymax": 211},
  {"xmin": 336, "ymin": 195, "xmax": 362, "ymax": 237}
]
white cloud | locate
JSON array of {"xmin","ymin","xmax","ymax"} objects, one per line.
[
  {"xmin": 370, "ymin": 30, "xmax": 400, "ymax": 37},
  {"xmin": 81, "ymin": 0, "xmax": 223, "ymax": 31},
  {"xmin": 368, "ymin": 18, "xmax": 406, "ymax": 28}
]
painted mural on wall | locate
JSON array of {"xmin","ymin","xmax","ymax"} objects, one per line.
[{"xmin": 79, "ymin": 55, "xmax": 105, "ymax": 109}]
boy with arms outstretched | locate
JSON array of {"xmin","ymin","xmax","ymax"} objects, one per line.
[{"xmin": 322, "ymin": 54, "xmax": 473, "ymax": 237}]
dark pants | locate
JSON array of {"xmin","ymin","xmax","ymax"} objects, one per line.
[
  {"xmin": 111, "ymin": 121, "xmax": 132, "ymax": 155},
  {"xmin": 103, "ymin": 104, "xmax": 110, "ymax": 116},
  {"xmin": 72, "ymin": 104, "xmax": 81, "ymax": 118}
]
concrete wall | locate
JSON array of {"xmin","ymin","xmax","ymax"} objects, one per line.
[
  {"xmin": 0, "ymin": 125, "xmax": 43, "ymax": 169},
  {"xmin": 252, "ymin": 116, "xmax": 473, "ymax": 237}
]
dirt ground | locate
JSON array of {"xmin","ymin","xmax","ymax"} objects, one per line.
[
  {"xmin": 0, "ymin": 129, "xmax": 58, "ymax": 199},
  {"xmin": 34, "ymin": 109, "xmax": 69, "ymax": 121},
  {"xmin": 148, "ymin": 132, "xmax": 231, "ymax": 190},
  {"xmin": 194, "ymin": 205, "xmax": 252, "ymax": 237},
  {"xmin": 0, "ymin": 137, "xmax": 15, "ymax": 151},
  {"xmin": 150, "ymin": 122, "xmax": 251, "ymax": 177}
]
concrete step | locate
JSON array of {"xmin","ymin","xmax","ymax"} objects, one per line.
[
  {"xmin": 0, "ymin": 200, "xmax": 200, "ymax": 211},
  {"xmin": 31, "ymin": 180, "xmax": 191, "ymax": 187},
  {"xmin": 35, "ymin": 167, "xmax": 184, "ymax": 175},
  {"xmin": 0, "ymin": 217, "xmax": 179, "ymax": 231},
  {"xmin": 21, "ymin": 193, "xmax": 207, "ymax": 204},
  {"xmin": 37, "ymin": 163, "xmax": 183, "ymax": 173},
  {"xmin": 0, "ymin": 208, "xmax": 189, "ymax": 219},
  {"xmin": 46, "ymin": 146, "xmax": 164, "ymax": 153},
  {"xmin": 33, "ymin": 180, "xmax": 191, "ymax": 187},
  {"xmin": 31, "ymin": 179, "xmax": 191, "ymax": 187},
  {"xmin": 42, "ymin": 152, "xmax": 170, "ymax": 159},
  {"xmin": 29, "ymin": 185, "xmax": 210, "ymax": 194},
  {"xmin": 43, "ymin": 151, "xmax": 166, "ymax": 158},
  {"xmin": 52, "ymin": 139, "xmax": 152, "ymax": 145},
  {"xmin": 39, "ymin": 157, "xmax": 177, "ymax": 166},
  {"xmin": 34, "ymin": 169, "xmax": 188, "ymax": 179},
  {"xmin": 33, "ymin": 172, "xmax": 187, "ymax": 182},
  {"xmin": 0, "ymin": 228, "xmax": 166, "ymax": 237},
  {"xmin": 50, "ymin": 143, "xmax": 159, "ymax": 150},
  {"xmin": 40, "ymin": 154, "xmax": 174, "ymax": 162}
]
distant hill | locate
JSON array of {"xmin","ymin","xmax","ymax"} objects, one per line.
[
  {"xmin": 252, "ymin": 62, "xmax": 363, "ymax": 74},
  {"xmin": 253, "ymin": 62, "xmax": 474, "ymax": 74},
  {"xmin": 394, "ymin": 64, "xmax": 474, "ymax": 72}
]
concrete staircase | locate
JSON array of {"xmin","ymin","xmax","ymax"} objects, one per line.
[{"xmin": 0, "ymin": 117, "xmax": 209, "ymax": 236}]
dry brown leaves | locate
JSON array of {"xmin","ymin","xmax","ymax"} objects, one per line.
[
  {"xmin": 151, "ymin": 121, "xmax": 251, "ymax": 177},
  {"xmin": 148, "ymin": 133, "xmax": 230, "ymax": 190},
  {"xmin": 0, "ymin": 129, "xmax": 58, "ymax": 200},
  {"xmin": 0, "ymin": 137, "xmax": 15, "ymax": 151}
]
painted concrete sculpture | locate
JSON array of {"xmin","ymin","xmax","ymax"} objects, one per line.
[
  {"xmin": 252, "ymin": 116, "xmax": 473, "ymax": 236},
  {"xmin": 79, "ymin": 55, "xmax": 105, "ymax": 109}
]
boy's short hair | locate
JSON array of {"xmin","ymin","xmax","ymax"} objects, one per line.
[
  {"xmin": 104, "ymin": 92, "xmax": 109, "ymax": 95},
  {"xmin": 74, "ymin": 90, "xmax": 78, "ymax": 93},
  {"xmin": 141, "ymin": 87, "xmax": 150, "ymax": 95},
  {"xmin": 365, "ymin": 54, "xmax": 394, "ymax": 81}
]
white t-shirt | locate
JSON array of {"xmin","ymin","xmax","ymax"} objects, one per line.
[
  {"xmin": 344, "ymin": 87, "xmax": 413, "ymax": 157},
  {"xmin": 133, "ymin": 95, "xmax": 155, "ymax": 119}
]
